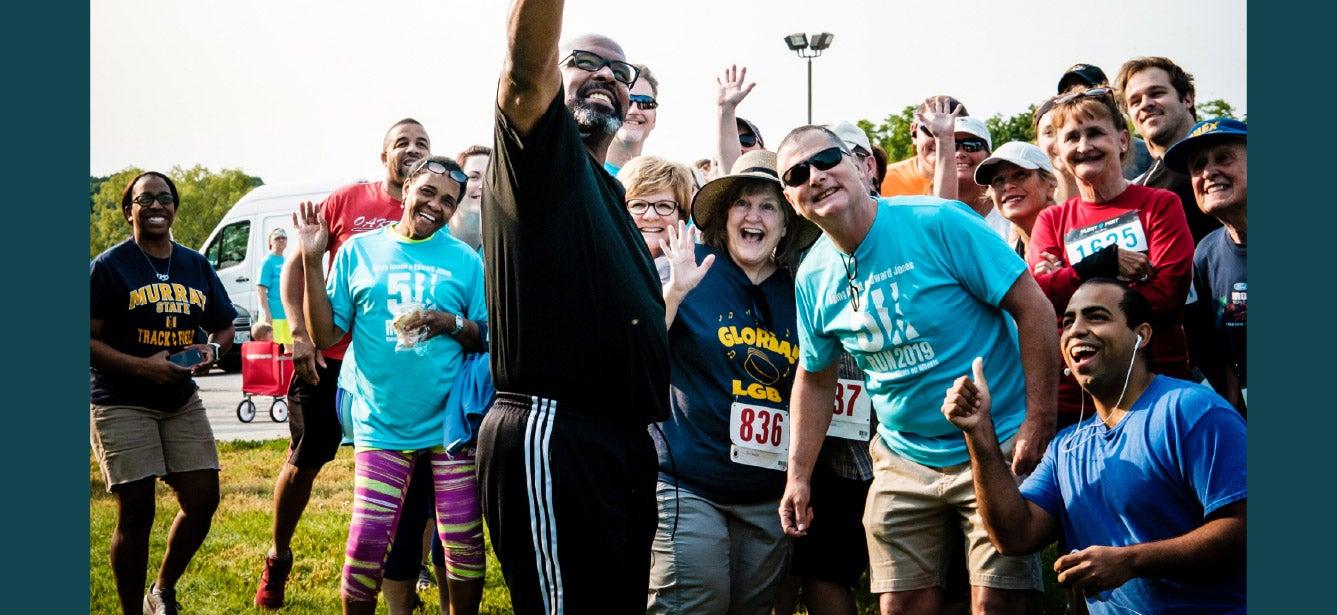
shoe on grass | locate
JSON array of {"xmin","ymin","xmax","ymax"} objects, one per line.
[
  {"xmin": 143, "ymin": 583, "xmax": 181, "ymax": 615},
  {"xmin": 254, "ymin": 551, "xmax": 294, "ymax": 609}
]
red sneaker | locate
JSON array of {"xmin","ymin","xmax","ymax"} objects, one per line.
[{"xmin": 254, "ymin": 552, "xmax": 294, "ymax": 609}]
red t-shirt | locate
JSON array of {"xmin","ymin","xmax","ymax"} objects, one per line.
[
  {"xmin": 1027, "ymin": 183, "xmax": 1194, "ymax": 414},
  {"xmin": 319, "ymin": 181, "xmax": 402, "ymax": 360}
]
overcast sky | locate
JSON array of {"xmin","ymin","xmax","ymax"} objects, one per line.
[{"xmin": 91, "ymin": 0, "xmax": 1246, "ymax": 184}]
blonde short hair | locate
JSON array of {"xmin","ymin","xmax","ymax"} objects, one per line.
[{"xmin": 617, "ymin": 155, "xmax": 694, "ymax": 219}]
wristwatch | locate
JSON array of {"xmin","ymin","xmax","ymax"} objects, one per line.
[
  {"xmin": 448, "ymin": 314, "xmax": 466, "ymax": 337},
  {"xmin": 208, "ymin": 342, "xmax": 221, "ymax": 361}
]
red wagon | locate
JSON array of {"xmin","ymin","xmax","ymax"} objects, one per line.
[{"xmin": 238, "ymin": 341, "xmax": 293, "ymax": 423}]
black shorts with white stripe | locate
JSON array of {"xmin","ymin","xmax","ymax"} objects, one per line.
[{"xmin": 477, "ymin": 393, "xmax": 658, "ymax": 615}]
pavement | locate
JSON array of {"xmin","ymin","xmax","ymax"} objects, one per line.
[{"xmin": 196, "ymin": 370, "xmax": 291, "ymax": 442}]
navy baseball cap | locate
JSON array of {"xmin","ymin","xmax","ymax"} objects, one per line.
[
  {"xmin": 1163, "ymin": 118, "xmax": 1247, "ymax": 173},
  {"xmin": 1057, "ymin": 64, "xmax": 1109, "ymax": 93}
]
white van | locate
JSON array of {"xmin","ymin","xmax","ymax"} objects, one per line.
[{"xmin": 198, "ymin": 177, "xmax": 368, "ymax": 349}]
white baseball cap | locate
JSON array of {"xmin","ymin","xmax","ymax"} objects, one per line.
[
  {"xmin": 954, "ymin": 116, "xmax": 992, "ymax": 151},
  {"xmin": 973, "ymin": 141, "xmax": 1055, "ymax": 186},
  {"xmin": 827, "ymin": 120, "xmax": 873, "ymax": 156}
]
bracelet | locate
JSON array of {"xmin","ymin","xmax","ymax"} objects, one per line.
[{"xmin": 449, "ymin": 314, "xmax": 466, "ymax": 337}]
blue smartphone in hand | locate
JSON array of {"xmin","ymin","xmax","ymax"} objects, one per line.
[{"xmin": 168, "ymin": 348, "xmax": 204, "ymax": 367}]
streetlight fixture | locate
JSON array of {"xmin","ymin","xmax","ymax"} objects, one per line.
[{"xmin": 783, "ymin": 32, "xmax": 834, "ymax": 124}]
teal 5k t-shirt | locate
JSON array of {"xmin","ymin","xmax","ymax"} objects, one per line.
[
  {"xmin": 795, "ymin": 197, "xmax": 1027, "ymax": 467},
  {"xmin": 259, "ymin": 252, "xmax": 286, "ymax": 319},
  {"xmin": 328, "ymin": 225, "xmax": 487, "ymax": 450}
]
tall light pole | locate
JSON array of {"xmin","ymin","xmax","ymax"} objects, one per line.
[{"xmin": 784, "ymin": 32, "xmax": 834, "ymax": 124}]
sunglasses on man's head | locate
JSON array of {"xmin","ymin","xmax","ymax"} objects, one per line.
[
  {"xmin": 629, "ymin": 94, "xmax": 658, "ymax": 110},
  {"xmin": 739, "ymin": 133, "xmax": 759, "ymax": 148},
  {"xmin": 1053, "ymin": 87, "xmax": 1113, "ymax": 106},
  {"xmin": 560, "ymin": 49, "xmax": 640, "ymax": 88},
  {"xmin": 781, "ymin": 146, "xmax": 848, "ymax": 187}
]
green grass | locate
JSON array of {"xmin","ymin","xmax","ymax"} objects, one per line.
[
  {"xmin": 91, "ymin": 439, "xmax": 1067, "ymax": 614},
  {"xmin": 90, "ymin": 440, "xmax": 512, "ymax": 614}
]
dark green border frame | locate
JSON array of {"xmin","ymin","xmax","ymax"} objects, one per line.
[{"xmin": 9, "ymin": 2, "xmax": 92, "ymax": 612}]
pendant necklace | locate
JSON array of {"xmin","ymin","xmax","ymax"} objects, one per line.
[{"xmin": 137, "ymin": 242, "xmax": 173, "ymax": 282}]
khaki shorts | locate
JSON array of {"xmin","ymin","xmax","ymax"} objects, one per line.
[
  {"xmin": 90, "ymin": 393, "xmax": 220, "ymax": 492},
  {"xmin": 862, "ymin": 436, "xmax": 1041, "ymax": 593}
]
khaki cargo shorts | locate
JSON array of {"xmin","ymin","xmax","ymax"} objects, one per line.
[
  {"xmin": 862, "ymin": 435, "xmax": 1041, "ymax": 593},
  {"xmin": 90, "ymin": 393, "xmax": 219, "ymax": 492}
]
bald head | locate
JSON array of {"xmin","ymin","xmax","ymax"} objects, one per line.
[{"xmin": 560, "ymin": 33, "xmax": 625, "ymax": 61}]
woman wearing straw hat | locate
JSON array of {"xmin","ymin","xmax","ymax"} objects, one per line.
[{"xmin": 647, "ymin": 150, "xmax": 821, "ymax": 615}]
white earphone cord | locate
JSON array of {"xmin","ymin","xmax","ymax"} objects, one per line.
[{"xmin": 1060, "ymin": 335, "xmax": 1141, "ymax": 454}]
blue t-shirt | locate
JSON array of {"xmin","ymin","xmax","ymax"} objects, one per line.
[
  {"xmin": 1189, "ymin": 227, "xmax": 1246, "ymax": 407},
  {"xmin": 258, "ymin": 252, "xmax": 286, "ymax": 319},
  {"xmin": 1019, "ymin": 376, "xmax": 1247, "ymax": 614},
  {"xmin": 795, "ymin": 197, "xmax": 1027, "ymax": 467},
  {"xmin": 655, "ymin": 244, "xmax": 798, "ymax": 504},
  {"xmin": 328, "ymin": 225, "xmax": 487, "ymax": 450}
]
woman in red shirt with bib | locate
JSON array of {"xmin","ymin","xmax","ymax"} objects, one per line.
[{"xmin": 1027, "ymin": 87, "xmax": 1194, "ymax": 427}]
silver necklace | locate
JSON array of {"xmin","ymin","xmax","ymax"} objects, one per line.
[{"xmin": 136, "ymin": 242, "xmax": 173, "ymax": 282}]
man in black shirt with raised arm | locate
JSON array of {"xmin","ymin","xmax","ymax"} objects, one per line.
[{"xmin": 476, "ymin": 1, "xmax": 670, "ymax": 613}]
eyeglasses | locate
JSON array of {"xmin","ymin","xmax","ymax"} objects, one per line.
[
  {"xmin": 560, "ymin": 50, "xmax": 640, "ymax": 88},
  {"xmin": 956, "ymin": 139, "xmax": 989, "ymax": 153},
  {"xmin": 781, "ymin": 146, "xmax": 847, "ymax": 187},
  {"xmin": 841, "ymin": 253, "xmax": 861, "ymax": 312},
  {"xmin": 132, "ymin": 192, "xmax": 176, "ymax": 206},
  {"xmin": 739, "ymin": 132, "xmax": 759, "ymax": 148},
  {"xmin": 626, "ymin": 199, "xmax": 678, "ymax": 216},
  {"xmin": 629, "ymin": 94, "xmax": 658, "ymax": 110},
  {"xmin": 411, "ymin": 159, "xmax": 469, "ymax": 185},
  {"xmin": 1053, "ymin": 87, "xmax": 1113, "ymax": 105}
]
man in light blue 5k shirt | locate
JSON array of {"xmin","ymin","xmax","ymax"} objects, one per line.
[{"xmin": 777, "ymin": 126, "xmax": 1059, "ymax": 611}]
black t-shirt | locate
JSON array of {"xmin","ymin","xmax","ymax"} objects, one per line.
[
  {"xmin": 483, "ymin": 91, "xmax": 670, "ymax": 425},
  {"xmin": 91, "ymin": 239, "xmax": 236, "ymax": 411},
  {"xmin": 1135, "ymin": 157, "xmax": 1221, "ymax": 243}
]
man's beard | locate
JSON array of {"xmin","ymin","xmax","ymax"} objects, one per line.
[{"xmin": 569, "ymin": 82, "xmax": 624, "ymax": 139}]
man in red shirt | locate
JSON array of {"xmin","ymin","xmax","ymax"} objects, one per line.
[{"xmin": 253, "ymin": 118, "xmax": 429, "ymax": 609}]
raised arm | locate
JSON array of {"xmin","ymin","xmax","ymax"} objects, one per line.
[
  {"xmin": 292, "ymin": 202, "xmax": 344, "ymax": 350},
  {"xmin": 942, "ymin": 358, "xmax": 1062, "ymax": 555},
  {"xmin": 714, "ymin": 65, "xmax": 755, "ymax": 177},
  {"xmin": 497, "ymin": 0, "xmax": 566, "ymax": 136},
  {"xmin": 280, "ymin": 206, "xmax": 326, "ymax": 383},
  {"xmin": 660, "ymin": 221, "xmax": 714, "ymax": 328},
  {"xmin": 916, "ymin": 99, "xmax": 962, "ymax": 201}
]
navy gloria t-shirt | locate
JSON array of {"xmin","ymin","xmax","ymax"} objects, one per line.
[{"xmin": 655, "ymin": 244, "xmax": 799, "ymax": 505}]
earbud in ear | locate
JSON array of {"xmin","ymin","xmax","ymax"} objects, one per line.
[
  {"xmin": 1135, "ymin": 334, "xmax": 1143, "ymax": 349},
  {"xmin": 1063, "ymin": 367, "xmax": 1072, "ymax": 376}
]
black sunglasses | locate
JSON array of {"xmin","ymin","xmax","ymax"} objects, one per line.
[
  {"xmin": 629, "ymin": 94, "xmax": 658, "ymax": 110},
  {"xmin": 781, "ymin": 146, "xmax": 847, "ymax": 187},
  {"xmin": 132, "ymin": 192, "xmax": 176, "ymax": 206},
  {"xmin": 956, "ymin": 139, "xmax": 989, "ymax": 153},
  {"xmin": 739, "ymin": 132, "xmax": 759, "ymax": 148},
  {"xmin": 560, "ymin": 50, "xmax": 640, "ymax": 88}
]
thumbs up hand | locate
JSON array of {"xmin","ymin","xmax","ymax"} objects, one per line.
[{"xmin": 942, "ymin": 357, "xmax": 993, "ymax": 434}]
